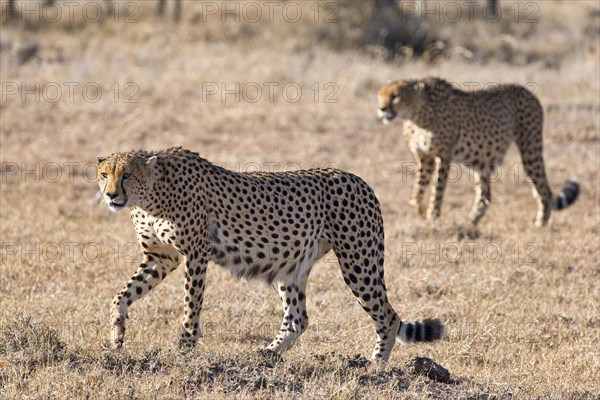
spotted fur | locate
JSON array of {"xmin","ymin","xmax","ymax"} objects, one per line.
[
  {"xmin": 97, "ymin": 147, "xmax": 443, "ymax": 361},
  {"xmin": 377, "ymin": 77, "xmax": 579, "ymax": 229}
]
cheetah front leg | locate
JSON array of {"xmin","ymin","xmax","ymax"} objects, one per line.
[
  {"xmin": 426, "ymin": 155, "xmax": 451, "ymax": 220},
  {"xmin": 410, "ymin": 155, "xmax": 435, "ymax": 218},
  {"xmin": 111, "ymin": 248, "xmax": 180, "ymax": 349},
  {"xmin": 178, "ymin": 245, "xmax": 210, "ymax": 351},
  {"xmin": 267, "ymin": 277, "xmax": 309, "ymax": 353}
]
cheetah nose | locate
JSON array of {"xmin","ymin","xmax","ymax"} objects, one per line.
[{"xmin": 106, "ymin": 191, "xmax": 119, "ymax": 200}]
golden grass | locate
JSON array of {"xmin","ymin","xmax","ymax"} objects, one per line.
[{"xmin": 1, "ymin": 1, "xmax": 599, "ymax": 398}]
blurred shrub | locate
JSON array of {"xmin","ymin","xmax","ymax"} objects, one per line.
[{"xmin": 1, "ymin": 0, "xmax": 598, "ymax": 67}]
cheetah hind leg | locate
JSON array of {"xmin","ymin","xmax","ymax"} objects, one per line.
[
  {"xmin": 516, "ymin": 135, "xmax": 553, "ymax": 227},
  {"xmin": 333, "ymin": 251, "xmax": 400, "ymax": 361},
  {"xmin": 333, "ymin": 240, "xmax": 443, "ymax": 361}
]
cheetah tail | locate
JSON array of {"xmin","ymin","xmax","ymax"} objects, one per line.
[
  {"xmin": 397, "ymin": 318, "xmax": 444, "ymax": 343},
  {"xmin": 553, "ymin": 179, "xmax": 580, "ymax": 210}
]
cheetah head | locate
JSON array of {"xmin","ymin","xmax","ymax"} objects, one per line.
[
  {"xmin": 96, "ymin": 152, "xmax": 157, "ymax": 212},
  {"xmin": 377, "ymin": 80, "xmax": 424, "ymax": 125}
]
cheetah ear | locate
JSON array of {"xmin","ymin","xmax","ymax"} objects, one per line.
[
  {"xmin": 97, "ymin": 156, "xmax": 107, "ymax": 164},
  {"xmin": 393, "ymin": 84, "xmax": 404, "ymax": 97},
  {"xmin": 143, "ymin": 156, "xmax": 158, "ymax": 178},
  {"xmin": 146, "ymin": 156, "xmax": 158, "ymax": 169}
]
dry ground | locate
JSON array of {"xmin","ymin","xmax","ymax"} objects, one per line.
[{"xmin": 1, "ymin": 1, "xmax": 599, "ymax": 398}]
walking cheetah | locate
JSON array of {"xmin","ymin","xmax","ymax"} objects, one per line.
[
  {"xmin": 96, "ymin": 147, "xmax": 443, "ymax": 361},
  {"xmin": 377, "ymin": 77, "xmax": 579, "ymax": 234}
]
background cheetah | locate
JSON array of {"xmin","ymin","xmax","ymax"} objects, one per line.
[
  {"xmin": 377, "ymin": 77, "xmax": 580, "ymax": 234},
  {"xmin": 96, "ymin": 147, "xmax": 443, "ymax": 361}
]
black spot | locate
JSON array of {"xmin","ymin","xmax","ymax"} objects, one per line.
[{"xmin": 348, "ymin": 274, "xmax": 358, "ymax": 284}]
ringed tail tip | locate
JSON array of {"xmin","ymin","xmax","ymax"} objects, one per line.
[
  {"xmin": 553, "ymin": 179, "xmax": 580, "ymax": 210},
  {"xmin": 398, "ymin": 318, "xmax": 444, "ymax": 343}
]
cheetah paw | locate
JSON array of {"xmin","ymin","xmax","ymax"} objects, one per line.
[
  {"xmin": 256, "ymin": 348, "xmax": 284, "ymax": 365},
  {"xmin": 178, "ymin": 336, "xmax": 197, "ymax": 353},
  {"xmin": 409, "ymin": 201, "xmax": 426, "ymax": 218},
  {"xmin": 457, "ymin": 226, "xmax": 480, "ymax": 241},
  {"xmin": 111, "ymin": 325, "xmax": 125, "ymax": 350}
]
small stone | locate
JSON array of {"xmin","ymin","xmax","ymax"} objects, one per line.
[{"xmin": 410, "ymin": 356, "xmax": 451, "ymax": 383}]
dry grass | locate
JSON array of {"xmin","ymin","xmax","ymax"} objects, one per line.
[{"xmin": 1, "ymin": 1, "xmax": 599, "ymax": 398}]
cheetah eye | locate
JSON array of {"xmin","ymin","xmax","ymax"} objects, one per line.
[
  {"xmin": 100, "ymin": 172, "xmax": 108, "ymax": 179},
  {"xmin": 123, "ymin": 172, "xmax": 132, "ymax": 180}
]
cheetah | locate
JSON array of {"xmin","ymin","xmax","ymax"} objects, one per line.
[
  {"xmin": 96, "ymin": 147, "xmax": 443, "ymax": 361},
  {"xmin": 377, "ymin": 77, "xmax": 579, "ymax": 235}
]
